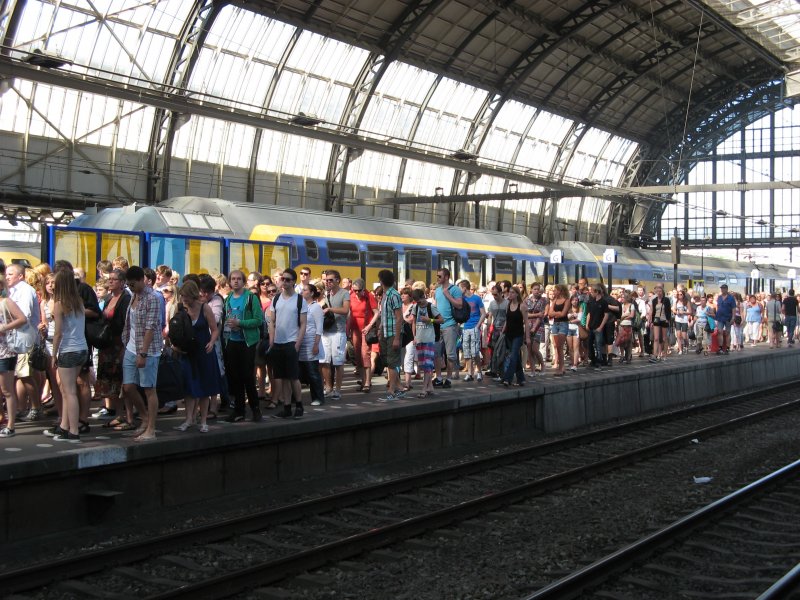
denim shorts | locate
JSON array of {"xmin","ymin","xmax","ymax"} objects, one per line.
[
  {"xmin": 0, "ymin": 355, "xmax": 17, "ymax": 373},
  {"xmin": 57, "ymin": 350, "xmax": 89, "ymax": 369},
  {"xmin": 122, "ymin": 350, "xmax": 160, "ymax": 388},
  {"xmin": 566, "ymin": 325, "xmax": 578, "ymax": 337},
  {"xmin": 551, "ymin": 321, "xmax": 569, "ymax": 336}
]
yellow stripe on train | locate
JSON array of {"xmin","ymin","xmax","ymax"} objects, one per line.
[{"xmin": 250, "ymin": 224, "xmax": 544, "ymax": 257}]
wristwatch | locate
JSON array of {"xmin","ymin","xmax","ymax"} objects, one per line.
[{"xmin": 138, "ymin": 352, "xmax": 147, "ymax": 358}]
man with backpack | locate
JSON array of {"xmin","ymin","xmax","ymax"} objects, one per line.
[
  {"xmin": 433, "ymin": 268, "xmax": 463, "ymax": 388},
  {"xmin": 222, "ymin": 270, "xmax": 264, "ymax": 422},
  {"xmin": 266, "ymin": 268, "xmax": 307, "ymax": 419}
]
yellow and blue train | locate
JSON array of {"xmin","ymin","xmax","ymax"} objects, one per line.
[{"xmin": 0, "ymin": 196, "xmax": 793, "ymax": 293}]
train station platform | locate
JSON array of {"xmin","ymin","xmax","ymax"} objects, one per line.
[{"xmin": 1, "ymin": 345, "xmax": 798, "ymax": 542}]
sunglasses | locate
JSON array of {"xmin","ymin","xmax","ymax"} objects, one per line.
[{"xmin": 266, "ymin": 288, "xmax": 277, "ymax": 293}]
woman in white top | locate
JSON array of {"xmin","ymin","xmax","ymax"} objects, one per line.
[
  {"xmin": 673, "ymin": 290, "xmax": 690, "ymax": 355},
  {"xmin": 300, "ymin": 283, "xmax": 325, "ymax": 406},
  {"xmin": 0, "ymin": 277, "xmax": 28, "ymax": 438},
  {"xmin": 49, "ymin": 269, "xmax": 89, "ymax": 442}
]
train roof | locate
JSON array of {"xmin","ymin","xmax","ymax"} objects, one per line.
[{"xmin": 72, "ymin": 197, "xmax": 542, "ymax": 255}]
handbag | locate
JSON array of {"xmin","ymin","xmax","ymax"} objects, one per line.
[
  {"xmin": 85, "ymin": 317, "xmax": 113, "ymax": 349},
  {"xmin": 29, "ymin": 341, "xmax": 48, "ymax": 371},
  {"xmin": 578, "ymin": 325, "xmax": 589, "ymax": 341},
  {"xmin": 2, "ymin": 300, "xmax": 36, "ymax": 354},
  {"xmin": 365, "ymin": 325, "xmax": 379, "ymax": 345},
  {"xmin": 156, "ymin": 348, "xmax": 185, "ymax": 403}
]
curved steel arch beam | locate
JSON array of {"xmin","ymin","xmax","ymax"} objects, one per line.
[
  {"xmin": 449, "ymin": 0, "xmax": 616, "ymax": 223},
  {"xmin": 147, "ymin": 0, "xmax": 220, "ymax": 204},
  {"xmin": 325, "ymin": 0, "xmax": 444, "ymax": 212},
  {"xmin": 629, "ymin": 79, "xmax": 792, "ymax": 240}
]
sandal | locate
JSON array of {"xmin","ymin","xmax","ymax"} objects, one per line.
[
  {"xmin": 416, "ymin": 391, "xmax": 431, "ymax": 399},
  {"xmin": 402, "ymin": 386, "xmax": 413, "ymax": 392},
  {"xmin": 105, "ymin": 417, "xmax": 125, "ymax": 429},
  {"xmin": 265, "ymin": 400, "xmax": 278, "ymax": 409},
  {"xmin": 362, "ymin": 386, "xmax": 371, "ymax": 394},
  {"xmin": 114, "ymin": 421, "xmax": 137, "ymax": 431}
]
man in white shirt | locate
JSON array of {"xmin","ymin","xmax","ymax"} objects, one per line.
[{"xmin": 5, "ymin": 264, "xmax": 41, "ymax": 421}]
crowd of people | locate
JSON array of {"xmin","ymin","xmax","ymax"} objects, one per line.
[{"xmin": 0, "ymin": 257, "xmax": 797, "ymax": 443}]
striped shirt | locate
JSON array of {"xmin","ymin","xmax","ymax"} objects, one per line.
[{"xmin": 381, "ymin": 287, "xmax": 402, "ymax": 338}]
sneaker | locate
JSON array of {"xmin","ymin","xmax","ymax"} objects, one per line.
[
  {"xmin": 198, "ymin": 424, "xmax": 209, "ymax": 433},
  {"xmin": 569, "ymin": 366, "xmax": 577, "ymax": 372},
  {"xmin": 432, "ymin": 378, "xmax": 444, "ymax": 387},
  {"xmin": 378, "ymin": 392, "xmax": 398, "ymax": 402},
  {"xmin": 331, "ymin": 390, "xmax": 341, "ymax": 400},
  {"xmin": 310, "ymin": 399, "xmax": 323, "ymax": 407},
  {"xmin": 293, "ymin": 403, "xmax": 304, "ymax": 419},
  {"xmin": 21, "ymin": 408, "xmax": 41, "ymax": 422},
  {"xmin": 0, "ymin": 427, "xmax": 15, "ymax": 438},
  {"xmin": 53, "ymin": 432, "xmax": 81, "ymax": 442},
  {"xmin": 92, "ymin": 407, "xmax": 113, "ymax": 419},
  {"xmin": 44, "ymin": 425, "xmax": 67, "ymax": 437},
  {"xmin": 442, "ymin": 379, "xmax": 452, "ymax": 388},
  {"xmin": 476, "ymin": 373, "xmax": 483, "ymax": 382},
  {"xmin": 173, "ymin": 422, "xmax": 192, "ymax": 432},
  {"xmin": 251, "ymin": 408, "xmax": 263, "ymax": 422},
  {"xmin": 463, "ymin": 374, "xmax": 474, "ymax": 382},
  {"xmin": 394, "ymin": 389, "xmax": 406, "ymax": 398},
  {"xmin": 323, "ymin": 388, "xmax": 334, "ymax": 398},
  {"xmin": 492, "ymin": 377, "xmax": 502, "ymax": 382},
  {"xmin": 225, "ymin": 413, "xmax": 245, "ymax": 423},
  {"xmin": 648, "ymin": 357, "xmax": 658, "ymax": 363}
]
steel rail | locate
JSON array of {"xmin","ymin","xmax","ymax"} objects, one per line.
[
  {"xmin": 756, "ymin": 562, "xmax": 800, "ymax": 600},
  {"xmin": 523, "ymin": 458, "xmax": 800, "ymax": 600}
]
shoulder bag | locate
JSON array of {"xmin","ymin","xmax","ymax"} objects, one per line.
[
  {"xmin": 86, "ymin": 315, "xmax": 113, "ymax": 349},
  {"xmin": 2, "ymin": 300, "xmax": 36, "ymax": 354}
]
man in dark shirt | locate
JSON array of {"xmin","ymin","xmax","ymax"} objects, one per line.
[
  {"xmin": 585, "ymin": 285, "xmax": 609, "ymax": 369},
  {"xmin": 782, "ymin": 289, "xmax": 798, "ymax": 346}
]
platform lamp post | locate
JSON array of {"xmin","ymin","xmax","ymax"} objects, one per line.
[{"xmin": 698, "ymin": 234, "xmax": 711, "ymax": 296}]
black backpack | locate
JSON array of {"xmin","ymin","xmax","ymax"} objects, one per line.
[
  {"xmin": 168, "ymin": 307, "xmax": 197, "ymax": 355},
  {"xmin": 449, "ymin": 286, "xmax": 470, "ymax": 324}
]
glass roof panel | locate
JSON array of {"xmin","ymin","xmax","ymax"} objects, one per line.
[
  {"xmin": 254, "ymin": 129, "xmax": 331, "ymax": 180},
  {"xmin": 14, "ymin": 0, "xmax": 193, "ymax": 86},
  {"xmin": 427, "ymin": 77, "xmax": 487, "ymax": 117},
  {"xmin": 347, "ymin": 151, "xmax": 404, "ymax": 190},
  {"xmin": 400, "ymin": 159, "xmax": 456, "ymax": 197},
  {"xmin": 374, "ymin": 62, "xmax": 438, "ymax": 105}
]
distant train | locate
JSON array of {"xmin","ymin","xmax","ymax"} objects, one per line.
[{"xmin": 0, "ymin": 196, "xmax": 794, "ymax": 294}]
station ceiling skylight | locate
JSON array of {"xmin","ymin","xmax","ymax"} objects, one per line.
[{"xmin": 702, "ymin": 0, "xmax": 800, "ymax": 65}]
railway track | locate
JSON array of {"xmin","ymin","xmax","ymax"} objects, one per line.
[
  {"xmin": 3, "ymin": 384, "xmax": 799, "ymax": 600},
  {"xmin": 525, "ymin": 458, "xmax": 800, "ymax": 600}
]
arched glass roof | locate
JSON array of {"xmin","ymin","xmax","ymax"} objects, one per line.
[{"xmin": 0, "ymin": 0, "xmax": 791, "ymax": 243}]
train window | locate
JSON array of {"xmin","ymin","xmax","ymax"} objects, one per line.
[
  {"xmin": 289, "ymin": 239, "xmax": 298, "ymax": 262},
  {"xmin": 162, "ymin": 212, "xmax": 187, "ymax": 228},
  {"xmin": 185, "ymin": 214, "xmax": 208, "ymax": 229},
  {"xmin": 706, "ymin": 275, "xmax": 716, "ymax": 283},
  {"xmin": 367, "ymin": 245, "xmax": 394, "ymax": 266},
  {"xmin": 652, "ymin": 272, "xmax": 665, "ymax": 280},
  {"xmin": 408, "ymin": 253, "xmax": 428, "ymax": 269},
  {"xmin": 101, "ymin": 233, "xmax": 141, "ymax": 274},
  {"xmin": 54, "ymin": 230, "xmax": 97, "ymax": 285},
  {"xmin": 187, "ymin": 238, "xmax": 222, "ymax": 274},
  {"xmin": 229, "ymin": 241, "xmax": 260, "ymax": 274},
  {"xmin": 328, "ymin": 241, "xmax": 359, "ymax": 263},
  {"xmin": 304, "ymin": 240, "xmax": 319, "ymax": 261},
  {"xmin": 495, "ymin": 256, "xmax": 513, "ymax": 272},
  {"xmin": 264, "ymin": 245, "xmax": 289, "ymax": 274},
  {"xmin": 205, "ymin": 215, "xmax": 229, "ymax": 231},
  {"xmin": 729, "ymin": 277, "xmax": 738, "ymax": 284}
]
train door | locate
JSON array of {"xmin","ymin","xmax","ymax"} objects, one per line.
[
  {"xmin": 438, "ymin": 252, "xmax": 459, "ymax": 281},
  {"xmin": 363, "ymin": 245, "xmax": 397, "ymax": 288},
  {"xmin": 406, "ymin": 249, "xmax": 432, "ymax": 287},
  {"xmin": 465, "ymin": 254, "xmax": 487, "ymax": 286}
]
